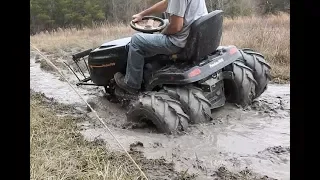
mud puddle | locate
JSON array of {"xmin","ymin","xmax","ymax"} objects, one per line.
[{"xmin": 30, "ymin": 55, "xmax": 290, "ymax": 180}]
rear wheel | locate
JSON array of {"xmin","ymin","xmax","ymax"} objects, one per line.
[
  {"xmin": 224, "ymin": 60, "xmax": 257, "ymax": 107},
  {"xmin": 126, "ymin": 91, "xmax": 189, "ymax": 134},
  {"xmin": 162, "ymin": 86, "xmax": 213, "ymax": 124},
  {"xmin": 239, "ymin": 48, "xmax": 271, "ymax": 98}
]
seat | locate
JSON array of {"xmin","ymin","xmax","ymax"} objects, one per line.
[{"xmin": 176, "ymin": 10, "xmax": 224, "ymax": 62}]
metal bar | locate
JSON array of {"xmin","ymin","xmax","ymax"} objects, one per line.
[
  {"xmin": 80, "ymin": 77, "xmax": 91, "ymax": 83},
  {"xmin": 82, "ymin": 57, "xmax": 90, "ymax": 73},
  {"xmin": 72, "ymin": 48, "xmax": 92, "ymax": 61},
  {"xmin": 75, "ymin": 61, "xmax": 86, "ymax": 79},
  {"xmin": 76, "ymin": 82, "xmax": 97, "ymax": 86},
  {"xmin": 63, "ymin": 62, "xmax": 81, "ymax": 82}
]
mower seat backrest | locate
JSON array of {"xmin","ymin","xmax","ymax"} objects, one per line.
[{"xmin": 179, "ymin": 10, "xmax": 224, "ymax": 62}]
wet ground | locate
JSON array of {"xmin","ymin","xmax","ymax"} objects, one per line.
[{"xmin": 30, "ymin": 54, "xmax": 290, "ymax": 180}]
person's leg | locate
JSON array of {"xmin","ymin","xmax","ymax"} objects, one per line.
[{"xmin": 114, "ymin": 33, "xmax": 181, "ymax": 94}]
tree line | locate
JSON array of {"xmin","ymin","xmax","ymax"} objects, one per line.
[{"xmin": 30, "ymin": 0, "xmax": 290, "ymax": 34}]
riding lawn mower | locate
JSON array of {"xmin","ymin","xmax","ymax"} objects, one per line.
[{"xmin": 67, "ymin": 10, "xmax": 271, "ymax": 134}]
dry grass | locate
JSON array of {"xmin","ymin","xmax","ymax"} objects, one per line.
[
  {"xmin": 30, "ymin": 93, "xmax": 142, "ymax": 180},
  {"xmin": 222, "ymin": 13, "xmax": 290, "ymax": 83},
  {"xmin": 30, "ymin": 13, "xmax": 290, "ymax": 82},
  {"xmin": 30, "ymin": 23, "xmax": 134, "ymax": 55}
]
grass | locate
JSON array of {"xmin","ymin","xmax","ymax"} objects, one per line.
[
  {"xmin": 30, "ymin": 13, "xmax": 290, "ymax": 83},
  {"xmin": 30, "ymin": 22, "xmax": 134, "ymax": 54}
]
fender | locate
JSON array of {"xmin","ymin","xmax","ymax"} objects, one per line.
[{"xmin": 145, "ymin": 46, "xmax": 241, "ymax": 91}]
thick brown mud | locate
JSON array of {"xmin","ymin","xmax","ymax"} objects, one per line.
[{"xmin": 30, "ymin": 54, "xmax": 290, "ymax": 180}]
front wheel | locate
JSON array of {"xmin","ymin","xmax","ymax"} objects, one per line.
[
  {"xmin": 126, "ymin": 91, "xmax": 189, "ymax": 134},
  {"xmin": 162, "ymin": 86, "xmax": 213, "ymax": 124}
]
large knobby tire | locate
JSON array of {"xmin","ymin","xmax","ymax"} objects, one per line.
[
  {"xmin": 162, "ymin": 86, "xmax": 213, "ymax": 124},
  {"xmin": 126, "ymin": 92, "xmax": 189, "ymax": 134},
  {"xmin": 239, "ymin": 48, "xmax": 272, "ymax": 98},
  {"xmin": 225, "ymin": 61, "xmax": 257, "ymax": 107}
]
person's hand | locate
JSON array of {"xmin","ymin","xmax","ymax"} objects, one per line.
[{"xmin": 132, "ymin": 13, "xmax": 143, "ymax": 23}]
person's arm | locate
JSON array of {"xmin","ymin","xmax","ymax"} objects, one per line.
[
  {"xmin": 161, "ymin": 15, "xmax": 184, "ymax": 35},
  {"xmin": 161, "ymin": 0, "xmax": 187, "ymax": 35},
  {"xmin": 132, "ymin": 0, "xmax": 168, "ymax": 22}
]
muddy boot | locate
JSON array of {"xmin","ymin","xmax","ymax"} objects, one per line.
[{"xmin": 114, "ymin": 72, "xmax": 139, "ymax": 95}]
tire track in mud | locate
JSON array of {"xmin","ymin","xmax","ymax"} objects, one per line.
[{"xmin": 30, "ymin": 55, "xmax": 290, "ymax": 180}]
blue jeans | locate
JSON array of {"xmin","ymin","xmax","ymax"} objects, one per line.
[{"xmin": 124, "ymin": 33, "xmax": 181, "ymax": 89}]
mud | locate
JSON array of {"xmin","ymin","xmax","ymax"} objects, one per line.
[{"xmin": 30, "ymin": 53, "xmax": 290, "ymax": 180}]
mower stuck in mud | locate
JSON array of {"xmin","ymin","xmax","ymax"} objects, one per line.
[{"xmin": 66, "ymin": 10, "xmax": 271, "ymax": 134}]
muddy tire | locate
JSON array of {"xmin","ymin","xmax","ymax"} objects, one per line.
[
  {"xmin": 162, "ymin": 86, "xmax": 213, "ymax": 124},
  {"xmin": 126, "ymin": 92, "xmax": 189, "ymax": 134},
  {"xmin": 239, "ymin": 48, "xmax": 272, "ymax": 98},
  {"xmin": 225, "ymin": 61, "xmax": 257, "ymax": 107}
]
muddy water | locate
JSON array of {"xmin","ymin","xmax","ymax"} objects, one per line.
[{"xmin": 30, "ymin": 56, "xmax": 290, "ymax": 180}]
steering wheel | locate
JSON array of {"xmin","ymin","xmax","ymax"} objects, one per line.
[{"xmin": 130, "ymin": 16, "xmax": 167, "ymax": 33}]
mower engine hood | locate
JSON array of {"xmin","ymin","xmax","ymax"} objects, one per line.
[{"xmin": 99, "ymin": 37, "xmax": 131, "ymax": 50}]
